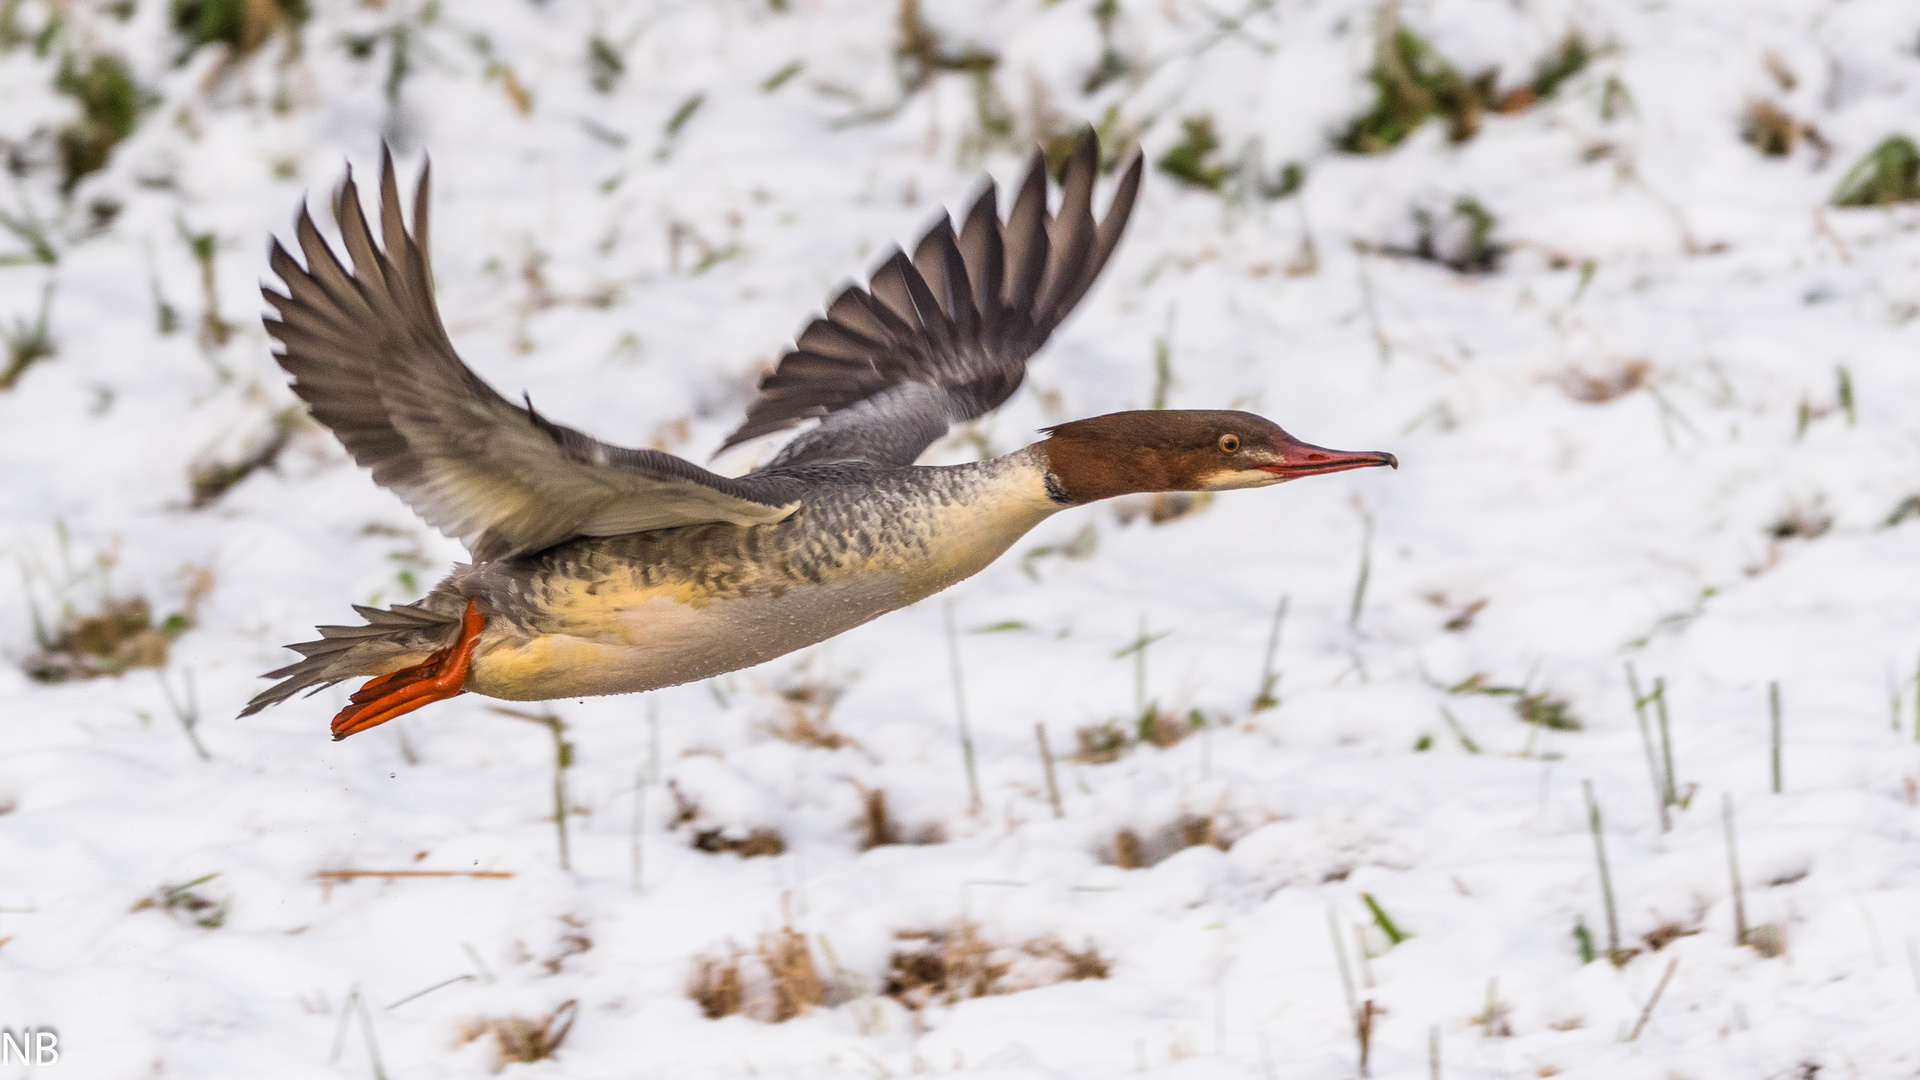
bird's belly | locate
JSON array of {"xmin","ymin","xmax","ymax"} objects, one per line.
[{"xmin": 464, "ymin": 577, "xmax": 900, "ymax": 701}]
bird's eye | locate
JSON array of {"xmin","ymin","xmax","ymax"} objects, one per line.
[{"xmin": 1218, "ymin": 434, "xmax": 1241, "ymax": 453}]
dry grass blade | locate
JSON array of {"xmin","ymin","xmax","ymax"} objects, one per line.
[
  {"xmin": 315, "ymin": 869, "xmax": 514, "ymax": 881},
  {"xmin": 460, "ymin": 999, "xmax": 577, "ymax": 1066},
  {"xmin": 1624, "ymin": 959, "xmax": 1678, "ymax": 1041},
  {"xmin": 1036, "ymin": 723, "xmax": 1063, "ymax": 818}
]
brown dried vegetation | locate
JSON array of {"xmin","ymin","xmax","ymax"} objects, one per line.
[
  {"xmin": 693, "ymin": 828, "xmax": 787, "ymax": 858},
  {"xmin": 187, "ymin": 410, "xmax": 300, "ymax": 509},
  {"xmin": 1137, "ymin": 707, "xmax": 1203, "ymax": 749},
  {"xmin": 853, "ymin": 786, "xmax": 944, "ymax": 849},
  {"xmin": 1741, "ymin": 99, "xmax": 1827, "ymax": 162},
  {"xmin": 1641, "ymin": 920, "xmax": 1701, "ymax": 952},
  {"xmin": 1106, "ymin": 813, "xmax": 1230, "ymax": 869},
  {"xmin": 760, "ymin": 663, "xmax": 858, "ymax": 751},
  {"xmin": 1072, "ymin": 721, "xmax": 1128, "ymax": 764},
  {"xmin": 540, "ymin": 915, "xmax": 592, "ymax": 975},
  {"xmin": 25, "ymin": 567, "xmax": 211, "ymax": 683},
  {"xmin": 670, "ymin": 780, "xmax": 788, "ymax": 858},
  {"xmin": 688, "ymin": 929, "xmax": 828, "ymax": 1023},
  {"xmin": 459, "ymin": 1000, "xmax": 577, "ymax": 1068},
  {"xmin": 1112, "ymin": 492, "xmax": 1213, "ymax": 526},
  {"xmin": 1073, "ymin": 708, "xmax": 1207, "ymax": 765},
  {"xmin": 883, "ymin": 919, "xmax": 1108, "ymax": 1010},
  {"xmin": 1767, "ymin": 499, "xmax": 1832, "ymax": 542},
  {"xmin": 858, "ymin": 787, "xmax": 899, "ymax": 849},
  {"xmin": 1559, "ymin": 359, "xmax": 1651, "ymax": 404}
]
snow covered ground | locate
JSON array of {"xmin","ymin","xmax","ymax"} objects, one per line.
[{"xmin": 1, "ymin": 0, "xmax": 1918, "ymax": 1076}]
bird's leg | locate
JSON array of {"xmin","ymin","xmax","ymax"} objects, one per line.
[{"xmin": 330, "ymin": 598, "xmax": 487, "ymax": 741}]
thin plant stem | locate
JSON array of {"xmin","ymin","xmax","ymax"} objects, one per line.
[
  {"xmin": 1654, "ymin": 678, "xmax": 1678, "ymax": 807},
  {"xmin": 1252, "ymin": 595, "xmax": 1288, "ymax": 711},
  {"xmin": 1361, "ymin": 892, "xmax": 1408, "ymax": 945},
  {"xmin": 944, "ymin": 601, "xmax": 981, "ymax": 813},
  {"xmin": 315, "ymin": 869, "xmax": 513, "ymax": 881},
  {"xmin": 1353, "ymin": 923, "xmax": 1375, "ymax": 988},
  {"xmin": 1113, "ymin": 619, "xmax": 1170, "ymax": 719},
  {"xmin": 1440, "ymin": 707, "xmax": 1480, "ymax": 753},
  {"xmin": 1769, "ymin": 681, "xmax": 1782, "ymax": 794},
  {"xmin": 1036, "ymin": 723, "xmax": 1062, "ymax": 819},
  {"xmin": 1625, "ymin": 665, "xmax": 1669, "ymax": 831},
  {"xmin": 462, "ymin": 942, "xmax": 496, "ymax": 983},
  {"xmin": 1356, "ymin": 243, "xmax": 1391, "ymax": 365},
  {"xmin": 1625, "ymin": 958, "xmax": 1679, "ymax": 1042},
  {"xmin": 329, "ymin": 985, "xmax": 360, "ymax": 1065},
  {"xmin": 632, "ymin": 697, "xmax": 659, "ymax": 892},
  {"xmin": 355, "ymin": 987, "xmax": 390, "ymax": 1080},
  {"xmin": 1348, "ymin": 507, "xmax": 1373, "ymax": 631},
  {"xmin": 159, "ymin": 667, "xmax": 210, "ymax": 761},
  {"xmin": 550, "ymin": 724, "xmax": 571, "ymax": 871},
  {"xmin": 1480, "ymin": 977, "xmax": 1499, "ymax": 1036},
  {"xmin": 1429, "ymin": 1025, "xmax": 1440, "ymax": 1080},
  {"xmin": 1904, "ymin": 645, "xmax": 1920, "ymax": 737},
  {"xmin": 1327, "ymin": 906, "xmax": 1359, "ymax": 1032},
  {"xmin": 384, "ymin": 974, "xmax": 475, "ymax": 1010},
  {"xmin": 1583, "ymin": 780, "xmax": 1623, "ymax": 962},
  {"xmin": 1722, "ymin": 794, "xmax": 1747, "ymax": 946},
  {"xmin": 1357, "ymin": 999, "xmax": 1374, "ymax": 1077},
  {"xmin": 1136, "ymin": 614, "xmax": 1148, "ymax": 716},
  {"xmin": 490, "ymin": 706, "xmax": 572, "ymax": 870}
]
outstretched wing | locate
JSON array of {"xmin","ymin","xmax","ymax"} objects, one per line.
[
  {"xmin": 722, "ymin": 130, "xmax": 1143, "ymax": 469},
  {"xmin": 264, "ymin": 151, "xmax": 799, "ymax": 563}
]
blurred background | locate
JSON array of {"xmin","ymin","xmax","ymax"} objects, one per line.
[{"xmin": 1, "ymin": 1, "xmax": 1918, "ymax": 1076}]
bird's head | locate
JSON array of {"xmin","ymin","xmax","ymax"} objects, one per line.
[{"xmin": 1036, "ymin": 409, "xmax": 1396, "ymax": 504}]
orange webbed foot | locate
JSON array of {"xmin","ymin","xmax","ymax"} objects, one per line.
[{"xmin": 331, "ymin": 599, "xmax": 487, "ymax": 741}]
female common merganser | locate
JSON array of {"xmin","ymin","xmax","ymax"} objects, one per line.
[{"xmin": 243, "ymin": 133, "xmax": 1396, "ymax": 739}]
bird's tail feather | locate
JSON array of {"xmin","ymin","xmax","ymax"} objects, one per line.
[{"xmin": 240, "ymin": 602, "xmax": 461, "ymax": 717}]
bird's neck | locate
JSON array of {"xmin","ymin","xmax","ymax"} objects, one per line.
[{"xmin": 1030, "ymin": 434, "xmax": 1178, "ymax": 504}]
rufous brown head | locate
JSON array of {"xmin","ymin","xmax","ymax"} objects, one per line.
[{"xmin": 1037, "ymin": 409, "xmax": 1396, "ymax": 505}]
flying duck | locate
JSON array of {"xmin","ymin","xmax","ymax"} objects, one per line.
[{"xmin": 243, "ymin": 132, "xmax": 1396, "ymax": 739}]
